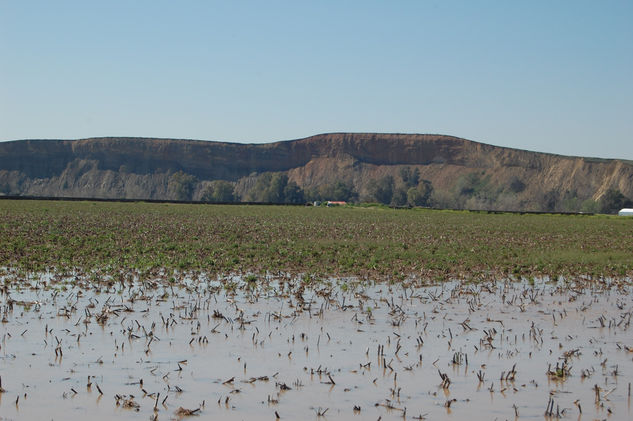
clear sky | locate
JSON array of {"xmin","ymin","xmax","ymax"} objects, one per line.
[{"xmin": 1, "ymin": 1, "xmax": 632, "ymax": 159}]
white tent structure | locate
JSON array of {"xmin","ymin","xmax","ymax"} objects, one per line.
[{"xmin": 618, "ymin": 208, "xmax": 633, "ymax": 216}]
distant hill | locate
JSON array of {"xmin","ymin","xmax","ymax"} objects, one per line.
[{"xmin": 1, "ymin": 133, "xmax": 632, "ymax": 212}]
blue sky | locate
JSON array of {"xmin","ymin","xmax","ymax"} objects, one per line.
[{"xmin": 1, "ymin": 1, "xmax": 632, "ymax": 159}]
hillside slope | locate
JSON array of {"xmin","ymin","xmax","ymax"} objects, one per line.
[{"xmin": 1, "ymin": 133, "xmax": 632, "ymax": 212}]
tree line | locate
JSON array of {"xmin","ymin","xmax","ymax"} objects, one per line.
[{"xmin": 166, "ymin": 168, "xmax": 633, "ymax": 213}]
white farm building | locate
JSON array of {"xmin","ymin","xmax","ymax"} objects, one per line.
[{"xmin": 618, "ymin": 208, "xmax": 633, "ymax": 216}]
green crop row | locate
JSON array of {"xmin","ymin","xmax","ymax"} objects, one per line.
[{"xmin": 0, "ymin": 200, "xmax": 631, "ymax": 281}]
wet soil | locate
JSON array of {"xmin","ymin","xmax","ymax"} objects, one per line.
[{"xmin": 1, "ymin": 273, "xmax": 631, "ymax": 420}]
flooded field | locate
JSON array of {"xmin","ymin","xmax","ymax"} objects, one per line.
[{"xmin": 1, "ymin": 272, "xmax": 632, "ymax": 420}]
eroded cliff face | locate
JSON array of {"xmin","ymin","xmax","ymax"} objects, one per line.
[{"xmin": 1, "ymin": 133, "xmax": 632, "ymax": 210}]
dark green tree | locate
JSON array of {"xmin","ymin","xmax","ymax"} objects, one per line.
[
  {"xmin": 247, "ymin": 173, "xmax": 273, "ymax": 202},
  {"xmin": 399, "ymin": 167, "xmax": 420, "ymax": 188},
  {"xmin": 367, "ymin": 175, "xmax": 394, "ymax": 204},
  {"xmin": 283, "ymin": 181, "xmax": 305, "ymax": 204},
  {"xmin": 201, "ymin": 180, "xmax": 235, "ymax": 202},
  {"xmin": 332, "ymin": 181, "xmax": 355, "ymax": 201},
  {"xmin": 314, "ymin": 180, "xmax": 356, "ymax": 202},
  {"xmin": 267, "ymin": 173, "xmax": 288, "ymax": 203},
  {"xmin": 508, "ymin": 176, "xmax": 526, "ymax": 193},
  {"xmin": 600, "ymin": 189, "xmax": 633, "ymax": 214},
  {"xmin": 168, "ymin": 171, "xmax": 198, "ymax": 201},
  {"xmin": 541, "ymin": 190, "xmax": 558, "ymax": 212},
  {"xmin": 391, "ymin": 187, "xmax": 408, "ymax": 206},
  {"xmin": 407, "ymin": 179, "xmax": 433, "ymax": 206},
  {"xmin": 455, "ymin": 173, "xmax": 483, "ymax": 196},
  {"xmin": 246, "ymin": 172, "xmax": 305, "ymax": 204}
]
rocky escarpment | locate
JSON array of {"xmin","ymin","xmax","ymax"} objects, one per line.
[{"xmin": 1, "ymin": 133, "xmax": 632, "ymax": 212}]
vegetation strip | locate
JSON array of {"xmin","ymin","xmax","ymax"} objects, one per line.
[{"xmin": 1, "ymin": 200, "xmax": 632, "ymax": 280}]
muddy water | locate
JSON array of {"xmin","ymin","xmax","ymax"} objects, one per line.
[{"xmin": 0, "ymin": 273, "xmax": 632, "ymax": 420}]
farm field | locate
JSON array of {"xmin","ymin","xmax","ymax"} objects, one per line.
[
  {"xmin": 1, "ymin": 200, "xmax": 632, "ymax": 420},
  {"xmin": 0, "ymin": 273, "xmax": 632, "ymax": 420},
  {"xmin": 0, "ymin": 200, "xmax": 632, "ymax": 281}
]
